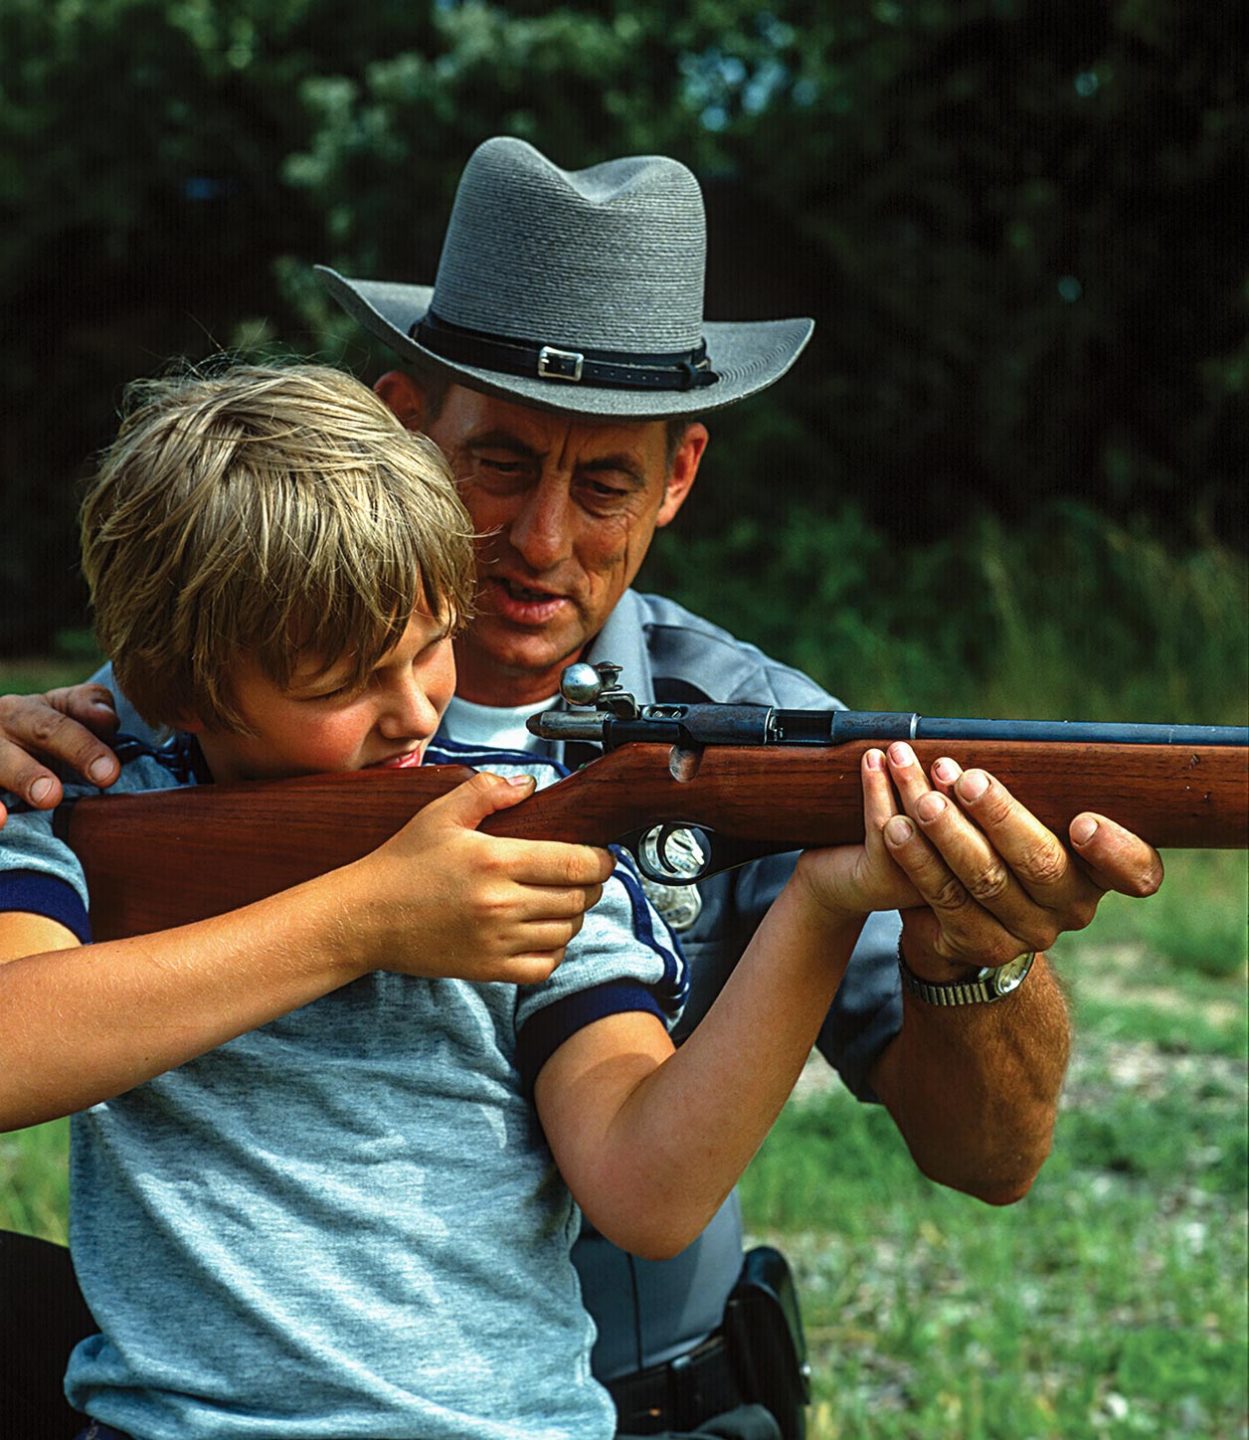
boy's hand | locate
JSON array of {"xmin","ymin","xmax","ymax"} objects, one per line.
[
  {"xmin": 0, "ymin": 685, "xmax": 121, "ymax": 823},
  {"xmin": 341, "ymin": 771, "xmax": 616, "ymax": 986},
  {"xmin": 794, "ymin": 748, "xmax": 921, "ymax": 923}
]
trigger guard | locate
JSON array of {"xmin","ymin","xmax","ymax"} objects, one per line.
[{"xmin": 634, "ymin": 824, "xmax": 711, "ymax": 885}]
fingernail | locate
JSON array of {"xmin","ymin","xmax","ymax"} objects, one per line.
[
  {"xmin": 885, "ymin": 816, "xmax": 914, "ymax": 845},
  {"xmin": 888, "ymin": 742, "xmax": 915, "ymax": 767},
  {"xmin": 1071, "ymin": 816, "xmax": 1098, "ymax": 845},
  {"xmin": 506, "ymin": 773, "xmax": 533, "ymax": 788},
  {"xmin": 30, "ymin": 776, "xmax": 53, "ymax": 804},
  {"xmin": 933, "ymin": 758, "xmax": 960, "ymax": 784},
  {"xmin": 958, "ymin": 770, "xmax": 988, "ymax": 802},
  {"xmin": 865, "ymin": 748, "xmax": 885, "ymax": 771},
  {"xmin": 88, "ymin": 758, "xmax": 116, "ymax": 784},
  {"xmin": 916, "ymin": 792, "xmax": 946, "ymax": 823}
]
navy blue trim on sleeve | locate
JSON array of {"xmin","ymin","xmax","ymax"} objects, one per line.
[
  {"xmin": 516, "ymin": 980, "xmax": 668, "ymax": 1095},
  {"xmin": 0, "ymin": 870, "xmax": 92, "ymax": 944},
  {"xmin": 426, "ymin": 737, "xmax": 568, "ymax": 781},
  {"xmin": 605, "ymin": 861, "xmax": 688, "ymax": 1012}
]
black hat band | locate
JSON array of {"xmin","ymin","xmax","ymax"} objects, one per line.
[{"xmin": 414, "ymin": 310, "xmax": 719, "ymax": 392}]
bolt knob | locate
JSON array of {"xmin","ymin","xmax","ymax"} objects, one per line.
[{"xmin": 560, "ymin": 662, "xmax": 603, "ymax": 706}]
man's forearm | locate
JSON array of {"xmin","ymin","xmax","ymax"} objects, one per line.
[{"xmin": 868, "ymin": 953, "xmax": 1070, "ymax": 1204}]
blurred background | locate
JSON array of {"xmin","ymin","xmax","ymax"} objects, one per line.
[
  {"xmin": 1, "ymin": 0, "xmax": 1245, "ymax": 720},
  {"xmin": 1, "ymin": 4, "xmax": 1245, "ymax": 1436}
]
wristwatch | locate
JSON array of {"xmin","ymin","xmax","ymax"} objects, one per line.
[{"xmin": 898, "ymin": 943, "xmax": 1036, "ymax": 1007}]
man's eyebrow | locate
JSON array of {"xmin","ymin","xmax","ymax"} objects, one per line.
[
  {"xmin": 466, "ymin": 429, "xmax": 540, "ymax": 458},
  {"xmin": 580, "ymin": 454, "xmax": 646, "ymax": 485},
  {"xmin": 466, "ymin": 430, "xmax": 645, "ymax": 484}
]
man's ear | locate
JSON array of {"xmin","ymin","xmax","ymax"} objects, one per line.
[
  {"xmin": 657, "ymin": 422, "xmax": 708, "ymax": 528},
  {"xmin": 374, "ymin": 371, "xmax": 429, "ymax": 432}
]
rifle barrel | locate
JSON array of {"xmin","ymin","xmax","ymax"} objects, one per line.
[
  {"xmin": 825, "ymin": 713, "xmax": 1249, "ymax": 747},
  {"xmin": 534, "ymin": 705, "xmax": 1249, "ymax": 750}
]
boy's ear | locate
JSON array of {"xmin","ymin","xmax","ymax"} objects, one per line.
[{"xmin": 374, "ymin": 371, "xmax": 429, "ymax": 432}]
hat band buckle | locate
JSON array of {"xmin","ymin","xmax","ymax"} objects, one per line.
[{"xmin": 537, "ymin": 346, "xmax": 584, "ymax": 383}]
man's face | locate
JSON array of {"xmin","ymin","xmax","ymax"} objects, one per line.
[
  {"xmin": 189, "ymin": 607, "xmax": 456, "ymax": 784},
  {"xmin": 417, "ymin": 385, "xmax": 706, "ymax": 705}
]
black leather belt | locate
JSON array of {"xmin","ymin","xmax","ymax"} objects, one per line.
[{"xmin": 606, "ymin": 1331, "xmax": 744, "ymax": 1435}]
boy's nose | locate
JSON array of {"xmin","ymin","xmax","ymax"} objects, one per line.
[{"xmin": 380, "ymin": 678, "xmax": 441, "ymax": 739}]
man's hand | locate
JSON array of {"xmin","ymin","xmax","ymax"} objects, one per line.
[
  {"xmin": 876, "ymin": 741, "xmax": 1164, "ymax": 976},
  {"xmin": 0, "ymin": 684, "xmax": 121, "ymax": 822},
  {"xmin": 336, "ymin": 770, "xmax": 618, "ymax": 986}
]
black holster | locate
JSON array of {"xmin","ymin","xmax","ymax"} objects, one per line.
[{"xmin": 723, "ymin": 1246, "xmax": 811, "ymax": 1440}]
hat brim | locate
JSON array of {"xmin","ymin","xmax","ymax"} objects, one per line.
[{"xmin": 315, "ymin": 267, "xmax": 813, "ymax": 419}]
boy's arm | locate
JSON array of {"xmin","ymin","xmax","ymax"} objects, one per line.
[
  {"xmin": 0, "ymin": 773, "xmax": 614, "ymax": 1132},
  {"xmin": 0, "ymin": 884, "xmax": 366, "ymax": 1131},
  {"xmin": 534, "ymin": 874, "xmax": 862, "ymax": 1261}
]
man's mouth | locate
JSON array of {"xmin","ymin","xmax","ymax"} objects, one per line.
[{"xmin": 488, "ymin": 576, "xmax": 569, "ymax": 623}]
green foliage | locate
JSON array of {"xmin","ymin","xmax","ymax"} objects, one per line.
[
  {"xmin": 0, "ymin": 1117, "xmax": 69, "ymax": 1243},
  {"xmin": 1, "ymin": 0, "xmax": 1245, "ymax": 654},
  {"xmin": 639, "ymin": 499, "xmax": 1249, "ymax": 721},
  {"xmin": 1073, "ymin": 851, "xmax": 1249, "ymax": 982}
]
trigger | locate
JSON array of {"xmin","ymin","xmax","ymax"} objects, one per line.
[{"xmin": 636, "ymin": 824, "xmax": 710, "ymax": 884}]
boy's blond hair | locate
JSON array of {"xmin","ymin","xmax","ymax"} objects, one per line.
[{"xmin": 80, "ymin": 363, "xmax": 476, "ymax": 732}]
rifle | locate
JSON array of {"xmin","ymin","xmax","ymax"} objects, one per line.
[{"xmin": 61, "ymin": 662, "xmax": 1249, "ymax": 942}]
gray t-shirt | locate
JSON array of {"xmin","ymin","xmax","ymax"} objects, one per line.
[{"xmin": 0, "ymin": 738, "xmax": 684, "ymax": 1439}]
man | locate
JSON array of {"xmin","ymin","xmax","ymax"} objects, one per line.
[{"xmin": 0, "ymin": 138, "xmax": 1161, "ymax": 1439}]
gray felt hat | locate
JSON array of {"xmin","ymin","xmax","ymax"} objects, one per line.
[{"xmin": 315, "ymin": 137, "xmax": 814, "ymax": 419}]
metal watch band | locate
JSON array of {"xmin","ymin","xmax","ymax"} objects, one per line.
[{"xmin": 898, "ymin": 943, "xmax": 1036, "ymax": 1006}]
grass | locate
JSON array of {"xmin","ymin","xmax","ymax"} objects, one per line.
[{"xmin": 739, "ymin": 855, "xmax": 1248, "ymax": 1439}]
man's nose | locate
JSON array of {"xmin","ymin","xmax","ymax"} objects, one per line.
[{"xmin": 506, "ymin": 478, "xmax": 574, "ymax": 572}]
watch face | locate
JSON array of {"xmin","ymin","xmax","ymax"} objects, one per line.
[{"xmin": 993, "ymin": 952, "xmax": 1034, "ymax": 995}]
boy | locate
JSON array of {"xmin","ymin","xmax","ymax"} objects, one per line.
[{"xmin": 0, "ymin": 364, "xmax": 918, "ymax": 1439}]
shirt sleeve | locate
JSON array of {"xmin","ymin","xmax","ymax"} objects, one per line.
[
  {"xmin": 514, "ymin": 852, "xmax": 687, "ymax": 1093},
  {"xmin": 0, "ymin": 802, "xmax": 92, "ymax": 941},
  {"xmin": 0, "ymin": 755, "xmax": 185, "ymax": 946}
]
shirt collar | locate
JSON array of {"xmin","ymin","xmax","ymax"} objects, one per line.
[{"xmin": 584, "ymin": 589, "xmax": 655, "ymax": 705}]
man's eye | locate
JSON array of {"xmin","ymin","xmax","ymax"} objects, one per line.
[{"xmin": 582, "ymin": 479, "xmax": 629, "ymax": 502}]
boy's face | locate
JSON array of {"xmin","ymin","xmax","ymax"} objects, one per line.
[{"xmin": 190, "ymin": 608, "xmax": 456, "ymax": 784}]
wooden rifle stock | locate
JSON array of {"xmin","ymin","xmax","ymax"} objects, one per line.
[{"xmin": 66, "ymin": 737, "xmax": 1249, "ymax": 942}]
